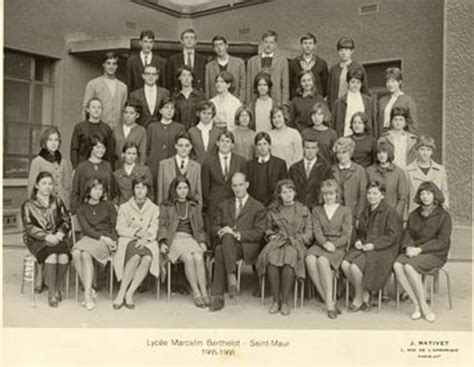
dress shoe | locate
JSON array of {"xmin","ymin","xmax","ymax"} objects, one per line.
[
  {"xmin": 268, "ymin": 302, "xmax": 280, "ymax": 314},
  {"xmin": 209, "ymin": 295, "xmax": 225, "ymax": 312},
  {"xmin": 202, "ymin": 296, "xmax": 211, "ymax": 307},
  {"xmin": 85, "ymin": 301, "xmax": 95, "ymax": 311},
  {"xmin": 228, "ymin": 285, "xmax": 238, "ymax": 299},
  {"xmin": 55, "ymin": 291, "xmax": 63, "ymax": 302},
  {"xmin": 124, "ymin": 302, "xmax": 135, "ymax": 310},
  {"xmin": 113, "ymin": 300, "xmax": 125, "ymax": 310},
  {"xmin": 48, "ymin": 295, "xmax": 59, "ymax": 308},
  {"xmin": 193, "ymin": 296, "xmax": 205, "ymax": 308},
  {"xmin": 335, "ymin": 306, "xmax": 342, "ymax": 315},
  {"xmin": 252, "ymin": 287, "xmax": 261, "ymax": 298},
  {"xmin": 361, "ymin": 302, "xmax": 372, "ymax": 312},
  {"xmin": 410, "ymin": 309, "xmax": 422, "ymax": 320},
  {"xmin": 327, "ymin": 309, "xmax": 338, "ymax": 319},
  {"xmin": 280, "ymin": 303, "xmax": 291, "ymax": 316},
  {"xmin": 424, "ymin": 312, "xmax": 436, "ymax": 323},
  {"xmin": 348, "ymin": 303, "xmax": 362, "ymax": 312}
]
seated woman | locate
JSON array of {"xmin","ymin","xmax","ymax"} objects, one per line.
[
  {"xmin": 256, "ymin": 179, "xmax": 312, "ymax": 316},
  {"xmin": 305, "ymin": 179, "xmax": 352, "ymax": 319},
  {"xmin": 393, "ymin": 181, "xmax": 452, "ymax": 323},
  {"xmin": 113, "ymin": 142, "xmax": 153, "ymax": 206},
  {"xmin": 72, "ymin": 177, "xmax": 117, "ymax": 311},
  {"xmin": 157, "ymin": 176, "xmax": 209, "ymax": 308},
  {"xmin": 71, "ymin": 135, "xmax": 114, "ymax": 214},
  {"xmin": 21, "ymin": 171, "xmax": 71, "ymax": 307},
  {"xmin": 341, "ymin": 181, "xmax": 401, "ymax": 311},
  {"xmin": 112, "ymin": 176, "xmax": 160, "ymax": 310}
]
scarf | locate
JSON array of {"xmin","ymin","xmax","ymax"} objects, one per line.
[{"xmin": 39, "ymin": 148, "xmax": 62, "ymax": 164}]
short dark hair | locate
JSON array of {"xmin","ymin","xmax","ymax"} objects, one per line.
[
  {"xmin": 376, "ymin": 140, "xmax": 395, "ymax": 163},
  {"xmin": 346, "ymin": 67, "xmax": 365, "ymax": 83},
  {"xmin": 253, "ymin": 71, "xmax": 273, "ymax": 95},
  {"xmin": 82, "ymin": 177, "xmax": 107, "ymax": 203},
  {"xmin": 143, "ymin": 64, "xmax": 159, "ymax": 74},
  {"xmin": 85, "ymin": 97, "xmax": 103, "ymax": 120},
  {"xmin": 234, "ymin": 105, "xmax": 254, "ymax": 129},
  {"xmin": 212, "ymin": 35, "xmax": 227, "ymax": 45},
  {"xmin": 174, "ymin": 131, "xmax": 192, "ymax": 144},
  {"xmin": 196, "ymin": 100, "xmax": 216, "ymax": 117},
  {"xmin": 303, "ymin": 136, "xmax": 319, "ymax": 147},
  {"xmin": 261, "ymin": 30, "xmax": 278, "ymax": 41},
  {"xmin": 124, "ymin": 101, "xmax": 142, "ymax": 116},
  {"xmin": 217, "ymin": 130, "xmax": 235, "ymax": 143},
  {"xmin": 176, "ymin": 65, "xmax": 195, "ymax": 86},
  {"xmin": 413, "ymin": 181, "xmax": 445, "ymax": 207},
  {"xmin": 215, "ymin": 71, "xmax": 235, "ymax": 93},
  {"xmin": 39, "ymin": 127, "xmax": 62, "ymax": 150},
  {"xmin": 140, "ymin": 30, "xmax": 155, "ymax": 40},
  {"xmin": 90, "ymin": 134, "xmax": 106, "ymax": 150},
  {"xmin": 390, "ymin": 106, "xmax": 408, "ymax": 121},
  {"xmin": 273, "ymin": 179, "xmax": 297, "ymax": 205},
  {"xmin": 385, "ymin": 67, "xmax": 403, "ymax": 82},
  {"xmin": 159, "ymin": 97, "xmax": 175, "ymax": 110},
  {"xmin": 102, "ymin": 51, "xmax": 118, "ymax": 64},
  {"xmin": 300, "ymin": 33, "xmax": 317, "ymax": 44},
  {"xmin": 122, "ymin": 142, "xmax": 138, "ymax": 154},
  {"xmin": 350, "ymin": 112, "xmax": 371, "ymax": 134},
  {"xmin": 131, "ymin": 175, "xmax": 152, "ymax": 196},
  {"xmin": 310, "ymin": 102, "xmax": 331, "ymax": 126},
  {"xmin": 337, "ymin": 37, "xmax": 355, "ymax": 50},
  {"xmin": 367, "ymin": 180, "xmax": 386, "ymax": 194},
  {"xmin": 415, "ymin": 135, "xmax": 436, "ymax": 152},
  {"xmin": 180, "ymin": 28, "xmax": 197, "ymax": 40},
  {"xmin": 254, "ymin": 131, "xmax": 271, "ymax": 145},
  {"xmin": 31, "ymin": 171, "xmax": 54, "ymax": 199}
]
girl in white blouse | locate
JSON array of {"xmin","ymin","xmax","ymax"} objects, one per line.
[{"xmin": 210, "ymin": 71, "xmax": 242, "ymax": 131}]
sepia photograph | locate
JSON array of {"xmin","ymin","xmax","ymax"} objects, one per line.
[{"xmin": 1, "ymin": 0, "xmax": 472, "ymax": 365}]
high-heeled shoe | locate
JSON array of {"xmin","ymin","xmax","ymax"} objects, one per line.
[
  {"xmin": 85, "ymin": 301, "xmax": 95, "ymax": 311},
  {"xmin": 113, "ymin": 300, "xmax": 125, "ymax": 310}
]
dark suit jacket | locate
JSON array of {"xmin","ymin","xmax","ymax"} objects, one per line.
[
  {"xmin": 212, "ymin": 196, "xmax": 267, "ymax": 264},
  {"xmin": 332, "ymin": 93, "xmax": 375, "ymax": 137},
  {"xmin": 289, "ymin": 157, "xmax": 332, "ymax": 209},
  {"xmin": 201, "ymin": 153, "xmax": 247, "ymax": 214},
  {"xmin": 205, "ymin": 56, "xmax": 246, "ymax": 102},
  {"xmin": 247, "ymin": 156, "xmax": 287, "ymax": 206},
  {"xmin": 126, "ymin": 53, "xmax": 166, "ymax": 93},
  {"xmin": 166, "ymin": 51, "xmax": 207, "ymax": 93},
  {"xmin": 188, "ymin": 125, "xmax": 222, "ymax": 164},
  {"xmin": 289, "ymin": 54, "xmax": 329, "ymax": 99},
  {"xmin": 129, "ymin": 87, "xmax": 170, "ymax": 128}
]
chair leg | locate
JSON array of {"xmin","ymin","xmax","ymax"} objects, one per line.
[
  {"xmin": 293, "ymin": 280, "xmax": 298, "ymax": 309},
  {"xmin": 261, "ymin": 275, "xmax": 265, "ymax": 305},
  {"xmin": 345, "ymin": 279, "xmax": 349, "ymax": 309},
  {"xmin": 65, "ymin": 265, "xmax": 70, "ymax": 300},
  {"xmin": 109, "ymin": 259, "xmax": 114, "ymax": 300},
  {"xmin": 300, "ymin": 280, "xmax": 304, "ymax": 308},
  {"xmin": 430, "ymin": 275, "xmax": 434, "ymax": 312},
  {"xmin": 434, "ymin": 271, "xmax": 440, "ymax": 294},
  {"xmin": 395, "ymin": 277, "xmax": 400, "ymax": 312},
  {"xmin": 236, "ymin": 260, "xmax": 242, "ymax": 294},
  {"xmin": 377, "ymin": 289, "xmax": 382, "ymax": 313},
  {"xmin": 20, "ymin": 261, "xmax": 26, "ymax": 294},
  {"xmin": 167, "ymin": 262, "xmax": 171, "ymax": 303},
  {"xmin": 441, "ymin": 269, "xmax": 453, "ymax": 310},
  {"xmin": 332, "ymin": 273, "xmax": 338, "ymax": 303},
  {"xmin": 75, "ymin": 270, "xmax": 79, "ymax": 301}
]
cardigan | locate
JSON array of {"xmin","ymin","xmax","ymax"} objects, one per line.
[
  {"xmin": 268, "ymin": 126, "xmax": 303, "ymax": 168},
  {"xmin": 377, "ymin": 93, "xmax": 417, "ymax": 137},
  {"xmin": 312, "ymin": 204, "xmax": 352, "ymax": 248},
  {"xmin": 113, "ymin": 164, "xmax": 154, "ymax": 205},
  {"xmin": 289, "ymin": 94, "xmax": 327, "ymax": 133},
  {"xmin": 332, "ymin": 93, "xmax": 375, "ymax": 137},
  {"xmin": 113, "ymin": 123, "xmax": 147, "ymax": 165},
  {"xmin": 76, "ymin": 200, "xmax": 118, "ymax": 241}
]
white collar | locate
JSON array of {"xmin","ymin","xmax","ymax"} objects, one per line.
[
  {"xmin": 217, "ymin": 55, "xmax": 229, "ymax": 65},
  {"xmin": 197, "ymin": 121, "xmax": 213, "ymax": 131},
  {"xmin": 304, "ymin": 157, "xmax": 317, "ymax": 165},
  {"xmin": 338, "ymin": 162, "xmax": 352, "ymax": 170},
  {"xmin": 144, "ymin": 84, "xmax": 157, "ymax": 91},
  {"xmin": 236, "ymin": 194, "xmax": 249, "ymax": 206},
  {"xmin": 175, "ymin": 155, "xmax": 189, "ymax": 163},
  {"xmin": 258, "ymin": 154, "xmax": 271, "ymax": 163},
  {"xmin": 262, "ymin": 52, "xmax": 274, "ymax": 58},
  {"xmin": 184, "ymin": 49, "xmax": 195, "ymax": 55},
  {"xmin": 161, "ymin": 119, "xmax": 172, "ymax": 125},
  {"xmin": 218, "ymin": 152, "xmax": 231, "ymax": 160},
  {"xmin": 140, "ymin": 51, "xmax": 152, "ymax": 60}
]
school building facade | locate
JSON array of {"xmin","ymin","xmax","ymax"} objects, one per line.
[{"xmin": 2, "ymin": 0, "xmax": 472, "ymax": 254}]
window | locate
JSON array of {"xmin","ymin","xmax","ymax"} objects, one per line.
[
  {"xmin": 3, "ymin": 50, "xmax": 55, "ymax": 178},
  {"xmin": 363, "ymin": 59, "xmax": 402, "ymax": 102}
]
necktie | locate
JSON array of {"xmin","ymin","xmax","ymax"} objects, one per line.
[
  {"xmin": 236, "ymin": 198, "xmax": 243, "ymax": 218},
  {"xmin": 305, "ymin": 161, "xmax": 312, "ymax": 179},
  {"xmin": 223, "ymin": 156, "xmax": 229, "ymax": 180},
  {"xmin": 338, "ymin": 64, "xmax": 348, "ymax": 98},
  {"xmin": 187, "ymin": 52, "xmax": 192, "ymax": 68},
  {"xmin": 144, "ymin": 54, "xmax": 148, "ymax": 66}
]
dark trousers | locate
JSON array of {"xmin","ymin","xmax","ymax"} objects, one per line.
[{"xmin": 211, "ymin": 234, "xmax": 243, "ymax": 295}]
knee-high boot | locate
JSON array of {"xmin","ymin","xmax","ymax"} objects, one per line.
[
  {"xmin": 56, "ymin": 263, "xmax": 69, "ymax": 301},
  {"xmin": 43, "ymin": 263, "xmax": 58, "ymax": 307}
]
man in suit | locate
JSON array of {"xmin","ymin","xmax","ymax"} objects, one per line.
[
  {"xmin": 129, "ymin": 64, "xmax": 170, "ymax": 128},
  {"xmin": 157, "ymin": 132, "xmax": 202, "ymax": 206},
  {"xmin": 246, "ymin": 30, "xmax": 289, "ymax": 106},
  {"xmin": 166, "ymin": 28, "xmax": 207, "ymax": 94},
  {"xmin": 201, "ymin": 130, "xmax": 247, "ymax": 231},
  {"xmin": 126, "ymin": 30, "xmax": 166, "ymax": 94},
  {"xmin": 289, "ymin": 137, "xmax": 332, "ymax": 209},
  {"xmin": 82, "ymin": 51, "xmax": 127, "ymax": 129},
  {"xmin": 205, "ymin": 35, "xmax": 246, "ymax": 103},
  {"xmin": 289, "ymin": 33, "xmax": 329, "ymax": 100},
  {"xmin": 209, "ymin": 172, "xmax": 267, "ymax": 311}
]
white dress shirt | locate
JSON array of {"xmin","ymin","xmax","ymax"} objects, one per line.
[
  {"xmin": 144, "ymin": 84, "xmax": 157, "ymax": 114},
  {"xmin": 218, "ymin": 152, "xmax": 232, "ymax": 177},
  {"xmin": 383, "ymin": 91, "xmax": 404, "ymax": 128},
  {"xmin": 184, "ymin": 49, "xmax": 195, "ymax": 68},
  {"xmin": 175, "ymin": 155, "xmax": 189, "ymax": 172},
  {"xmin": 303, "ymin": 157, "xmax": 317, "ymax": 177},
  {"xmin": 196, "ymin": 122, "xmax": 213, "ymax": 151},
  {"xmin": 258, "ymin": 154, "xmax": 271, "ymax": 163},
  {"xmin": 140, "ymin": 51, "xmax": 153, "ymax": 66}
]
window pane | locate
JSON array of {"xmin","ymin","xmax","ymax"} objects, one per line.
[
  {"xmin": 32, "ymin": 85, "xmax": 53, "ymax": 124},
  {"xmin": 364, "ymin": 60, "xmax": 402, "ymax": 89},
  {"xmin": 35, "ymin": 59, "xmax": 54, "ymax": 83},
  {"xmin": 4, "ymin": 123, "xmax": 30, "ymax": 155},
  {"xmin": 3, "ymin": 157, "xmax": 30, "ymax": 178},
  {"xmin": 4, "ymin": 52, "xmax": 32, "ymax": 80},
  {"xmin": 4, "ymin": 80, "xmax": 30, "ymax": 123}
]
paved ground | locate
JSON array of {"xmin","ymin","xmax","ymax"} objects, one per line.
[{"xmin": 2, "ymin": 247, "xmax": 472, "ymax": 331}]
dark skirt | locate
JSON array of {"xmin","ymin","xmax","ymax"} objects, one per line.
[
  {"xmin": 395, "ymin": 253, "xmax": 444, "ymax": 274},
  {"xmin": 306, "ymin": 245, "xmax": 345, "ymax": 270},
  {"xmin": 35, "ymin": 240, "xmax": 71, "ymax": 264},
  {"xmin": 125, "ymin": 239, "xmax": 153, "ymax": 264},
  {"xmin": 343, "ymin": 249, "xmax": 367, "ymax": 272}
]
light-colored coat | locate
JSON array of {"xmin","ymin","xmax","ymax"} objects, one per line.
[
  {"xmin": 205, "ymin": 56, "xmax": 246, "ymax": 102},
  {"xmin": 246, "ymin": 54, "xmax": 289, "ymax": 106},
  {"xmin": 82, "ymin": 76, "xmax": 128, "ymax": 129},
  {"xmin": 378, "ymin": 131, "xmax": 418, "ymax": 168},
  {"xmin": 113, "ymin": 198, "xmax": 160, "ymax": 281},
  {"xmin": 157, "ymin": 157, "xmax": 202, "ymax": 206}
]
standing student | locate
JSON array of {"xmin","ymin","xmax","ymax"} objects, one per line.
[
  {"xmin": 113, "ymin": 142, "xmax": 154, "ymax": 206},
  {"xmin": 349, "ymin": 112, "xmax": 377, "ymax": 168},
  {"xmin": 146, "ymin": 98, "xmax": 186, "ymax": 191},
  {"xmin": 406, "ymin": 136, "xmax": 449, "ymax": 214},
  {"xmin": 22, "ymin": 172, "xmax": 71, "ymax": 307},
  {"xmin": 205, "ymin": 35, "xmax": 246, "ymax": 102},
  {"xmin": 250, "ymin": 71, "xmax": 274, "ymax": 132},
  {"xmin": 157, "ymin": 132, "xmax": 202, "ymax": 206},
  {"xmin": 113, "ymin": 102, "xmax": 147, "ymax": 166},
  {"xmin": 268, "ymin": 106, "xmax": 303, "ymax": 168},
  {"xmin": 289, "ymin": 33, "xmax": 329, "ymax": 100},
  {"xmin": 70, "ymin": 135, "xmax": 114, "ymax": 214},
  {"xmin": 158, "ymin": 177, "xmax": 209, "ymax": 308},
  {"xmin": 378, "ymin": 107, "xmax": 418, "ymax": 171},
  {"xmin": 327, "ymin": 37, "xmax": 369, "ymax": 110},
  {"xmin": 188, "ymin": 101, "xmax": 222, "ymax": 164},
  {"xmin": 210, "ymin": 71, "xmax": 242, "ymax": 130},
  {"xmin": 126, "ymin": 30, "xmax": 166, "ymax": 93},
  {"xmin": 342, "ymin": 181, "xmax": 401, "ymax": 311},
  {"xmin": 82, "ymin": 52, "xmax": 127, "ymax": 129},
  {"xmin": 301, "ymin": 103, "xmax": 338, "ymax": 165},
  {"xmin": 289, "ymin": 137, "xmax": 332, "ymax": 210},
  {"xmin": 246, "ymin": 30, "xmax": 289, "ymax": 106},
  {"xmin": 173, "ymin": 65, "xmax": 204, "ymax": 130},
  {"xmin": 113, "ymin": 176, "xmax": 160, "ymax": 310},
  {"xmin": 377, "ymin": 67, "xmax": 417, "ymax": 137},
  {"xmin": 256, "ymin": 179, "xmax": 313, "ymax": 316},
  {"xmin": 72, "ymin": 177, "xmax": 117, "ymax": 311},
  {"xmin": 201, "ymin": 131, "xmax": 247, "ymax": 231},
  {"xmin": 130, "ymin": 64, "xmax": 170, "ymax": 128},
  {"xmin": 332, "ymin": 68, "xmax": 375, "ymax": 138},
  {"xmin": 247, "ymin": 132, "xmax": 288, "ymax": 207},
  {"xmin": 289, "ymin": 70, "xmax": 327, "ymax": 133},
  {"xmin": 71, "ymin": 97, "xmax": 115, "ymax": 169},
  {"xmin": 167, "ymin": 28, "xmax": 207, "ymax": 93},
  {"xmin": 232, "ymin": 106, "xmax": 256, "ymax": 160}
]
